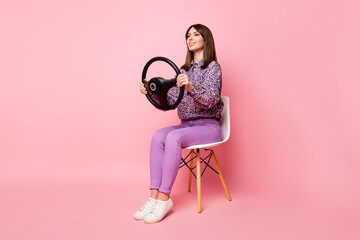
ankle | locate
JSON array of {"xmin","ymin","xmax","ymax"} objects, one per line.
[
  {"xmin": 150, "ymin": 189, "xmax": 159, "ymax": 199},
  {"xmin": 157, "ymin": 192, "xmax": 170, "ymax": 201}
]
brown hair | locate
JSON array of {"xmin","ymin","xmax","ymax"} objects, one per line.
[{"xmin": 181, "ymin": 24, "xmax": 217, "ymax": 70}]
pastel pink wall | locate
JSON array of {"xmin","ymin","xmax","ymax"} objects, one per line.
[{"xmin": 1, "ymin": 0, "xmax": 360, "ymax": 227}]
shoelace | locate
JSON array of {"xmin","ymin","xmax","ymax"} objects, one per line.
[
  {"xmin": 150, "ymin": 201, "xmax": 164, "ymax": 214},
  {"xmin": 140, "ymin": 199, "xmax": 154, "ymax": 212}
]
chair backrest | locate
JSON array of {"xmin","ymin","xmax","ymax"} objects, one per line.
[{"xmin": 220, "ymin": 96, "xmax": 230, "ymax": 143}]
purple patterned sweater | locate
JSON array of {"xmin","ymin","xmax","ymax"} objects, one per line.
[{"xmin": 168, "ymin": 59, "xmax": 224, "ymax": 120}]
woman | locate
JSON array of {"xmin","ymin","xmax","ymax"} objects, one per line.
[{"xmin": 136, "ymin": 24, "xmax": 224, "ymax": 223}]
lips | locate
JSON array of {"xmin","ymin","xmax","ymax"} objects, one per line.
[{"xmin": 188, "ymin": 42, "xmax": 196, "ymax": 47}]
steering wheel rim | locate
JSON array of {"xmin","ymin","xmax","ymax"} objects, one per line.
[{"xmin": 142, "ymin": 56, "xmax": 184, "ymax": 110}]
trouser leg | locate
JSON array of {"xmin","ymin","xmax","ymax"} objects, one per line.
[{"xmin": 149, "ymin": 124, "xmax": 183, "ymax": 190}]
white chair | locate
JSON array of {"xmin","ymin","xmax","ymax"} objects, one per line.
[{"xmin": 179, "ymin": 96, "xmax": 231, "ymax": 213}]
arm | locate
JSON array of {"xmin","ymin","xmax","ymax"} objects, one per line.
[
  {"xmin": 189, "ymin": 61, "xmax": 222, "ymax": 109},
  {"xmin": 166, "ymin": 86, "xmax": 179, "ymax": 105},
  {"xmin": 167, "ymin": 68, "xmax": 187, "ymax": 105}
]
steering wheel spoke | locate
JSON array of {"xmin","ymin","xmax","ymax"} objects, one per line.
[
  {"xmin": 164, "ymin": 77, "xmax": 177, "ymax": 88},
  {"xmin": 158, "ymin": 90, "xmax": 169, "ymax": 106}
]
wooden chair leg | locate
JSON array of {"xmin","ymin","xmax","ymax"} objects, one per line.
[
  {"xmin": 211, "ymin": 150, "xmax": 232, "ymax": 201},
  {"xmin": 196, "ymin": 149, "xmax": 202, "ymax": 213},
  {"xmin": 188, "ymin": 150, "xmax": 194, "ymax": 192}
]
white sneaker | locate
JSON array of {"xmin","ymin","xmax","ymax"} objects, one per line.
[
  {"xmin": 134, "ymin": 197, "xmax": 157, "ymax": 220},
  {"xmin": 144, "ymin": 198, "xmax": 173, "ymax": 224}
]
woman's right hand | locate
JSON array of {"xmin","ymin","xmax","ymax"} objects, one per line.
[{"xmin": 139, "ymin": 79, "xmax": 149, "ymax": 95}]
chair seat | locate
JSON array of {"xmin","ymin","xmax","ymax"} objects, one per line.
[{"xmin": 184, "ymin": 140, "xmax": 225, "ymax": 150}]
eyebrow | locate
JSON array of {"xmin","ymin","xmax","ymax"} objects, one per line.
[{"xmin": 187, "ymin": 31, "xmax": 199, "ymax": 35}]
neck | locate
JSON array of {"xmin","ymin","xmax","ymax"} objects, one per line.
[{"xmin": 193, "ymin": 49, "xmax": 204, "ymax": 63}]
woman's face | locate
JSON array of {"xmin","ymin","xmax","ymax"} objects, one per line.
[{"xmin": 186, "ymin": 27, "xmax": 204, "ymax": 53}]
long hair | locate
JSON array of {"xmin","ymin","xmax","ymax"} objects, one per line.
[{"xmin": 181, "ymin": 24, "xmax": 217, "ymax": 70}]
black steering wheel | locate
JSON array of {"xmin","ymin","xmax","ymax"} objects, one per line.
[{"xmin": 142, "ymin": 56, "xmax": 184, "ymax": 110}]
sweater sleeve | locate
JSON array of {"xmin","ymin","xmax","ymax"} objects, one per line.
[
  {"xmin": 190, "ymin": 61, "xmax": 222, "ymax": 109},
  {"xmin": 166, "ymin": 68, "xmax": 186, "ymax": 105}
]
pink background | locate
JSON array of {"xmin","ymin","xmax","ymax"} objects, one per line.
[{"xmin": 1, "ymin": 0, "xmax": 360, "ymax": 239}]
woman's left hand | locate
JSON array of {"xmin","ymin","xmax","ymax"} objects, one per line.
[{"xmin": 177, "ymin": 74, "xmax": 193, "ymax": 93}]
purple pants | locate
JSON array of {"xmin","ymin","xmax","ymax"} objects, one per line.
[{"xmin": 149, "ymin": 118, "xmax": 222, "ymax": 194}]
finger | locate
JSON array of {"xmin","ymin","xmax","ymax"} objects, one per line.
[
  {"xmin": 140, "ymin": 83, "xmax": 146, "ymax": 90},
  {"xmin": 177, "ymin": 79, "xmax": 183, "ymax": 87},
  {"xmin": 177, "ymin": 74, "xmax": 185, "ymax": 80},
  {"xmin": 177, "ymin": 76, "xmax": 186, "ymax": 84},
  {"xmin": 178, "ymin": 80, "xmax": 188, "ymax": 87}
]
